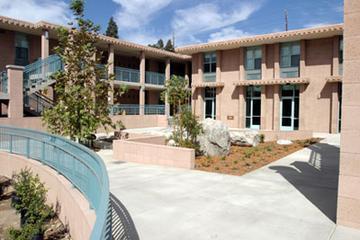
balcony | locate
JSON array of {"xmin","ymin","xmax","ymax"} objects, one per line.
[
  {"xmin": 145, "ymin": 71, "xmax": 165, "ymax": 85},
  {"xmin": 203, "ymin": 72, "xmax": 216, "ymax": 82},
  {"xmin": 246, "ymin": 69, "xmax": 261, "ymax": 80},
  {"xmin": 280, "ymin": 67, "xmax": 299, "ymax": 78},
  {"xmin": 144, "ymin": 104, "xmax": 165, "ymax": 115},
  {"xmin": 115, "ymin": 67, "xmax": 140, "ymax": 83}
]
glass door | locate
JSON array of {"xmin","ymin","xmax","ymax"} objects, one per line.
[
  {"xmin": 204, "ymin": 88, "xmax": 216, "ymax": 119},
  {"xmin": 246, "ymin": 86, "xmax": 261, "ymax": 129},
  {"xmin": 280, "ymin": 85, "xmax": 299, "ymax": 131}
]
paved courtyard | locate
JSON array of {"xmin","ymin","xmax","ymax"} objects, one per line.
[{"xmin": 100, "ymin": 135, "xmax": 360, "ymax": 240}]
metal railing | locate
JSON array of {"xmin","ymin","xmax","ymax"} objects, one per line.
[
  {"xmin": 144, "ymin": 105, "xmax": 165, "ymax": 115},
  {"xmin": 0, "ymin": 126, "xmax": 111, "ymax": 240},
  {"xmin": 203, "ymin": 72, "xmax": 216, "ymax": 82},
  {"xmin": 0, "ymin": 71, "xmax": 8, "ymax": 94},
  {"xmin": 145, "ymin": 71, "xmax": 165, "ymax": 85},
  {"xmin": 115, "ymin": 67, "xmax": 140, "ymax": 83},
  {"xmin": 24, "ymin": 94, "xmax": 53, "ymax": 115},
  {"xmin": 280, "ymin": 66, "xmax": 299, "ymax": 78},
  {"xmin": 110, "ymin": 104, "xmax": 140, "ymax": 115},
  {"xmin": 23, "ymin": 54, "xmax": 63, "ymax": 92}
]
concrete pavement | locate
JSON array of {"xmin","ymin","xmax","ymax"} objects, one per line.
[{"xmin": 100, "ymin": 135, "xmax": 360, "ymax": 240}]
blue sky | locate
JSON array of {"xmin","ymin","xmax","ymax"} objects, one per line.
[{"xmin": 0, "ymin": 0, "xmax": 343, "ymax": 47}]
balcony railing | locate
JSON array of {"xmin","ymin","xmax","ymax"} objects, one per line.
[
  {"xmin": 203, "ymin": 72, "xmax": 216, "ymax": 82},
  {"xmin": 0, "ymin": 126, "xmax": 111, "ymax": 240},
  {"xmin": 246, "ymin": 69, "xmax": 261, "ymax": 80},
  {"xmin": 280, "ymin": 67, "xmax": 299, "ymax": 78},
  {"xmin": 115, "ymin": 67, "xmax": 140, "ymax": 83},
  {"xmin": 23, "ymin": 54, "xmax": 63, "ymax": 92},
  {"xmin": 145, "ymin": 71, "xmax": 165, "ymax": 85},
  {"xmin": 110, "ymin": 104, "xmax": 166, "ymax": 115},
  {"xmin": 144, "ymin": 104, "xmax": 165, "ymax": 115},
  {"xmin": 0, "ymin": 71, "xmax": 8, "ymax": 94}
]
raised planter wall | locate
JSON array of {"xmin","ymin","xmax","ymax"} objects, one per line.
[
  {"xmin": 260, "ymin": 130, "xmax": 313, "ymax": 142},
  {"xmin": 0, "ymin": 152, "xmax": 96, "ymax": 240},
  {"xmin": 113, "ymin": 136, "xmax": 195, "ymax": 169}
]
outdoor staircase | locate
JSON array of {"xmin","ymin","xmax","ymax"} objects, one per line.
[{"xmin": 23, "ymin": 54, "xmax": 62, "ymax": 115}]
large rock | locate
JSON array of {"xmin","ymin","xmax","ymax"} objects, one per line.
[
  {"xmin": 229, "ymin": 129, "xmax": 260, "ymax": 147},
  {"xmin": 198, "ymin": 118, "xmax": 231, "ymax": 157}
]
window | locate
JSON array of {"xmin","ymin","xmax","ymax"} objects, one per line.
[
  {"xmin": 203, "ymin": 52, "xmax": 216, "ymax": 82},
  {"xmin": 203, "ymin": 52, "xmax": 216, "ymax": 73},
  {"xmin": 280, "ymin": 85, "xmax": 299, "ymax": 131},
  {"xmin": 280, "ymin": 42, "xmax": 300, "ymax": 78},
  {"xmin": 245, "ymin": 86, "xmax": 261, "ymax": 129},
  {"xmin": 204, "ymin": 87, "xmax": 216, "ymax": 119},
  {"xmin": 15, "ymin": 33, "xmax": 29, "ymax": 66},
  {"xmin": 245, "ymin": 46, "xmax": 262, "ymax": 80},
  {"xmin": 339, "ymin": 37, "xmax": 343, "ymax": 75}
]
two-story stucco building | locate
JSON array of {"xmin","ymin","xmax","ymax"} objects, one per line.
[{"xmin": 177, "ymin": 24, "xmax": 343, "ymax": 136}]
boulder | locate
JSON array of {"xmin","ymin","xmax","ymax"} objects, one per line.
[
  {"xmin": 230, "ymin": 130, "xmax": 260, "ymax": 147},
  {"xmin": 198, "ymin": 118, "xmax": 231, "ymax": 157}
]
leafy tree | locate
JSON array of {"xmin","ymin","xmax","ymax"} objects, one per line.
[
  {"xmin": 162, "ymin": 75, "xmax": 202, "ymax": 151},
  {"xmin": 164, "ymin": 39, "xmax": 174, "ymax": 52},
  {"xmin": 43, "ymin": 0, "xmax": 114, "ymax": 142},
  {"xmin": 105, "ymin": 17, "xmax": 119, "ymax": 38},
  {"xmin": 148, "ymin": 39, "xmax": 164, "ymax": 49}
]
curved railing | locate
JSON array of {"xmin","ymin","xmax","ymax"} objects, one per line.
[{"xmin": 0, "ymin": 126, "xmax": 110, "ymax": 240}]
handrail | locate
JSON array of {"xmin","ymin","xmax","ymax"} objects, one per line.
[{"xmin": 0, "ymin": 126, "xmax": 110, "ymax": 240}]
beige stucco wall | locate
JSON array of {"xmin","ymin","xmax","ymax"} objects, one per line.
[
  {"xmin": 337, "ymin": 0, "xmax": 360, "ymax": 229},
  {"xmin": 0, "ymin": 152, "xmax": 96, "ymax": 240},
  {"xmin": 191, "ymin": 37, "xmax": 342, "ymax": 133}
]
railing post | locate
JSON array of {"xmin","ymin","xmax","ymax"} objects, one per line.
[
  {"xmin": 41, "ymin": 141, "xmax": 46, "ymax": 163},
  {"xmin": 26, "ymin": 137, "xmax": 30, "ymax": 158},
  {"xmin": 9, "ymin": 135, "xmax": 13, "ymax": 153}
]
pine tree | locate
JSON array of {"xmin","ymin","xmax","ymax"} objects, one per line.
[
  {"xmin": 43, "ymin": 0, "xmax": 114, "ymax": 141},
  {"xmin": 164, "ymin": 39, "xmax": 174, "ymax": 52},
  {"xmin": 105, "ymin": 17, "xmax": 119, "ymax": 38}
]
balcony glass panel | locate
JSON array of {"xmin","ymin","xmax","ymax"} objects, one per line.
[
  {"xmin": 145, "ymin": 71, "xmax": 165, "ymax": 85},
  {"xmin": 115, "ymin": 67, "xmax": 140, "ymax": 83}
]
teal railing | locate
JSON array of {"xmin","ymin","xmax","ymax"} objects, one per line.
[
  {"xmin": 115, "ymin": 67, "xmax": 140, "ymax": 83},
  {"xmin": 144, "ymin": 105, "xmax": 165, "ymax": 115},
  {"xmin": 110, "ymin": 104, "xmax": 140, "ymax": 115},
  {"xmin": 0, "ymin": 71, "xmax": 8, "ymax": 94},
  {"xmin": 0, "ymin": 126, "xmax": 111, "ymax": 240},
  {"xmin": 23, "ymin": 55, "xmax": 63, "ymax": 92},
  {"xmin": 145, "ymin": 71, "xmax": 165, "ymax": 85}
]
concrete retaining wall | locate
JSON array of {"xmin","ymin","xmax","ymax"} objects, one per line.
[
  {"xmin": 113, "ymin": 137, "xmax": 195, "ymax": 169},
  {"xmin": 260, "ymin": 130, "xmax": 314, "ymax": 142},
  {"xmin": 0, "ymin": 152, "xmax": 96, "ymax": 240}
]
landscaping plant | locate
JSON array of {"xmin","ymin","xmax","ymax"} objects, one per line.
[
  {"xmin": 43, "ymin": 0, "xmax": 119, "ymax": 142},
  {"xmin": 9, "ymin": 168, "xmax": 53, "ymax": 240}
]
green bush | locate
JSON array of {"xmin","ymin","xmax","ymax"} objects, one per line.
[
  {"xmin": 10, "ymin": 168, "xmax": 53, "ymax": 239},
  {"xmin": 259, "ymin": 134, "xmax": 265, "ymax": 143}
]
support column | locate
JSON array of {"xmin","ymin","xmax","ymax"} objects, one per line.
[
  {"xmin": 261, "ymin": 45, "xmax": 267, "ymax": 80},
  {"xmin": 41, "ymin": 30, "xmax": 49, "ymax": 60},
  {"xmin": 184, "ymin": 62, "xmax": 190, "ymax": 81},
  {"xmin": 260, "ymin": 86, "xmax": 266, "ymax": 129},
  {"xmin": 216, "ymin": 87, "xmax": 221, "ymax": 120},
  {"xmin": 139, "ymin": 51, "xmax": 145, "ymax": 115},
  {"xmin": 299, "ymin": 84, "xmax": 307, "ymax": 130},
  {"xmin": 274, "ymin": 43, "xmax": 280, "ymax": 79},
  {"xmin": 330, "ymin": 83, "xmax": 339, "ymax": 133},
  {"xmin": 7, "ymin": 65, "xmax": 24, "ymax": 119},
  {"xmin": 216, "ymin": 50, "xmax": 222, "ymax": 82},
  {"xmin": 273, "ymin": 85, "xmax": 280, "ymax": 130},
  {"xmin": 108, "ymin": 44, "xmax": 114, "ymax": 105},
  {"xmin": 332, "ymin": 36, "xmax": 340, "ymax": 76},
  {"xmin": 239, "ymin": 47, "xmax": 245, "ymax": 81},
  {"xmin": 165, "ymin": 58, "xmax": 171, "ymax": 116},
  {"xmin": 198, "ymin": 53, "xmax": 203, "ymax": 82},
  {"xmin": 338, "ymin": 0, "xmax": 360, "ymax": 229},
  {"xmin": 300, "ymin": 40, "xmax": 306, "ymax": 77},
  {"xmin": 238, "ymin": 86, "xmax": 245, "ymax": 128}
]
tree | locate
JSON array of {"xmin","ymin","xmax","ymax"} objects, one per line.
[
  {"xmin": 148, "ymin": 39, "xmax": 164, "ymax": 49},
  {"xmin": 105, "ymin": 17, "xmax": 119, "ymax": 38},
  {"xmin": 161, "ymin": 75, "xmax": 190, "ymax": 114},
  {"xmin": 43, "ymin": 0, "xmax": 114, "ymax": 142},
  {"xmin": 164, "ymin": 39, "xmax": 174, "ymax": 52}
]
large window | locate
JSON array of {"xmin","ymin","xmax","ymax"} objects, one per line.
[
  {"xmin": 15, "ymin": 33, "xmax": 29, "ymax": 66},
  {"xmin": 203, "ymin": 52, "xmax": 216, "ymax": 82},
  {"xmin": 245, "ymin": 46, "xmax": 262, "ymax": 80},
  {"xmin": 245, "ymin": 86, "xmax": 261, "ymax": 129},
  {"xmin": 339, "ymin": 37, "xmax": 343, "ymax": 75},
  {"xmin": 280, "ymin": 85, "xmax": 299, "ymax": 131},
  {"xmin": 280, "ymin": 42, "xmax": 300, "ymax": 78}
]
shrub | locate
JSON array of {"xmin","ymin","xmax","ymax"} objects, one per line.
[
  {"xmin": 259, "ymin": 134, "xmax": 265, "ymax": 143},
  {"xmin": 11, "ymin": 168, "xmax": 53, "ymax": 239}
]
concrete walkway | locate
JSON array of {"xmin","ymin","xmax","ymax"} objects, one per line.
[{"xmin": 101, "ymin": 135, "xmax": 360, "ymax": 240}]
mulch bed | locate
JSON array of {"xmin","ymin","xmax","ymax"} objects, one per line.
[{"xmin": 195, "ymin": 138, "xmax": 321, "ymax": 176}]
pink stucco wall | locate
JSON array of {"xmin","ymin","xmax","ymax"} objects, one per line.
[
  {"xmin": 0, "ymin": 152, "xmax": 96, "ymax": 240},
  {"xmin": 113, "ymin": 137, "xmax": 195, "ymax": 169},
  {"xmin": 337, "ymin": 0, "xmax": 360, "ymax": 229}
]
